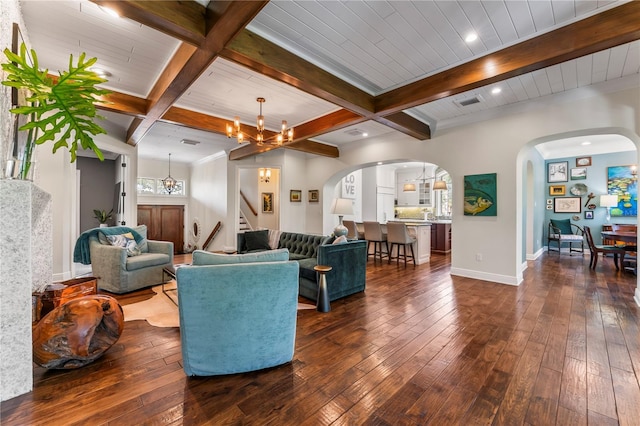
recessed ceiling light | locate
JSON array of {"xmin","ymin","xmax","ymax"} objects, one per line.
[
  {"xmin": 581, "ymin": 141, "xmax": 591, "ymax": 146},
  {"xmin": 377, "ymin": 162, "xmax": 383, "ymax": 165},
  {"xmin": 181, "ymin": 139, "xmax": 200, "ymax": 146},
  {"xmin": 465, "ymin": 33, "xmax": 478, "ymax": 43},
  {"xmin": 491, "ymin": 87, "xmax": 502, "ymax": 95},
  {"xmin": 362, "ymin": 133, "xmax": 368, "ymax": 137}
]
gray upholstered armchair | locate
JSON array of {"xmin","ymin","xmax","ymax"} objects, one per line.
[{"xmin": 87, "ymin": 225, "xmax": 174, "ymax": 294}]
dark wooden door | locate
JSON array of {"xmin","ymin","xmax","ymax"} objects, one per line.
[{"xmin": 137, "ymin": 205, "xmax": 184, "ymax": 254}]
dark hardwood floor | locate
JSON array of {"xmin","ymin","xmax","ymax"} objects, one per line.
[{"xmin": 2, "ymin": 252, "xmax": 639, "ymax": 425}]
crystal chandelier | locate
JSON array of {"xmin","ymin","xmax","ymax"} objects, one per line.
[
  {"xmin": 162, "ymin": 153, "xmax": 177, "ymax": 194},
  {"xmin": 226, "ymin": 98, "xmax": 293, "ymax": 146}
]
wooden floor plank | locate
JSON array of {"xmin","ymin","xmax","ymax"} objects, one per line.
[{"xmin": 2, "ymin": 253, "xmax": 638, "ymax": 425}]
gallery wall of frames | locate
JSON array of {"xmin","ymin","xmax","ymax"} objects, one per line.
[{"xmin": 544, "ymin": 150, "xmax": 636, "ymax": 243}]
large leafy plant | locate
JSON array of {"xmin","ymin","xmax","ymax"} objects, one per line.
[{"xmin": 2, "ymin": 43, "xmax": 111, "ymax": 178}]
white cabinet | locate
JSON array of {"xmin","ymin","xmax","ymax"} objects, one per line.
[{"xmin": 409, "ymin": 224, "xmax": 431, "ymax": 264}]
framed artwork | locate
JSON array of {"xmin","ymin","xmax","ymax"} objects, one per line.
[
  {"xmin": 549, "ymin": 185, "xmax": 565, "ymax": 196},
  {"xmin": 584, "ymin": 211, "xmax": 594, "ymax": 219},
  {"xmin": 308, "ymin": 189, "xmax": 319, "ymax": 202},
  {"xmin": 290, "ymin": 189, "xmax": 302, "ymax": 202},
  {"xmin": 261, "ymin": 192, "xmax": 274, "ymax": 213},
  {"xmin": 554, "ymin": 197, "xmax": 581, "ymax": 213},
  {"xmin": 607, "ymin": 165, "xmax": 637, "ymax": 217},
  {"xmin": 570, "ymin": 167, "xmax": 587, "ymax": 180},
  {"xmin": 463, "ymin": 173, "xmax": 496, "ymax": 216},
  {"xmin": 547, "ymin": 161, "xmax": 568, "ymax": 182},
  {"xmin": 576, "ymin": 156, "xmax": 592, "ymax": 167}
]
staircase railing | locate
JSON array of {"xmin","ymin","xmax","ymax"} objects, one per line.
[
  {"xmin": 202, "ymin": 221, "xmax": 221, "ymax": 251},
  {"xmin": 240, "ymin": 190, "xmax": 258, "ymax": 217}
]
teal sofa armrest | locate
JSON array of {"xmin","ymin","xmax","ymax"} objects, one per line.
[
  {"xmin": 298, "ymin": 240, "xmax": 367, "ymax": 301},
  {"xmin": 176, "ymin": 260, "xmax": 300, "ymax": 376}
]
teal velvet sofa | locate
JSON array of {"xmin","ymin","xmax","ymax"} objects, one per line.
[
  {"xmin": 237, "ymin": 230, "xmax": 368, "ymax": 302},
  {"xmin": 176, "ymin": 249, "xmax": 299, "ymax": 376}
]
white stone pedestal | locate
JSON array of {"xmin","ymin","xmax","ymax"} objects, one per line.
[{"xmin": 0, "ymin": 180, "xmax": 52, "ymax": 401}]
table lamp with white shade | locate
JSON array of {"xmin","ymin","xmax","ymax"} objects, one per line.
[
  {"xmin": 600, "ymin": 194, "xmax": 619, "ymax": 222},
  {"xmin": 331, "ymin": 198, "xmax": 353, "ymax": 237}
]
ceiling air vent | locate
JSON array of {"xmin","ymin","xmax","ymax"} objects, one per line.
[
  {"xmin": 454, "ymin": 95, "xmax": 484, "ymax": 108},
  {"xmin": 344, "ymin": 129, "xmax": 364, "ymax": 136}
]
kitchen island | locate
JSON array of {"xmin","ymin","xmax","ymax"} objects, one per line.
[{"xmin": 386, "ymin": 221, "xmax": 432, "ymax": 264}]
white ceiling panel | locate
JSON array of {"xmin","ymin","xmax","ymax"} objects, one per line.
[
  {"xmin": 21, "ymin": 0, "xmax": 180, "ymax": 98},
  {"xmin": 174, "ymin": 58, "xmax": 340, "ymax": 129}
]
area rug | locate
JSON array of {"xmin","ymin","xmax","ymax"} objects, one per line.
[
  {"xmin": 122, "ymin": 282, "xmax": 317, "ymax": 328},
  {"xmin": 121, "ymin": 283, "xmax": 180, "ymax": 328}
]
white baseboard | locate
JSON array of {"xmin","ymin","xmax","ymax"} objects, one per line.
[
  {"xmin": 450, "ymin": 267, "xmax": 522, "ymax": 286},
  {"xmin": 526, "ymin": 248, "xmax": 545, "ymax": 260}
]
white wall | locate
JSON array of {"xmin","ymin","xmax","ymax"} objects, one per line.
[
  {"xmin": 190, "ymin": 153, "xmax": 228, "ymax": 251},
  {"xmin": 304, "ymin": 85, "xmax": 640, "ymax": 289}
]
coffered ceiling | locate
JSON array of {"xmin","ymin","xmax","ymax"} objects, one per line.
[{"xmin": 18, "ymin": 0, "xmax": 640, "ymax": 164}]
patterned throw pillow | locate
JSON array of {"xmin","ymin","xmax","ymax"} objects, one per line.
[{"xmin": 107, "ymin": 233, "xmax": 141, "ymax": 257}]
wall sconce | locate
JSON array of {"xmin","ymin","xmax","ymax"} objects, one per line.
[{"xmin": 259, "ymin": 168, "xmax": 271, "ymax": 183}]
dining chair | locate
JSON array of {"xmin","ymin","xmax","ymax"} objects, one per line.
[
  {"xmin": 583, "ymin": 226, "xmax": 626, "ymax": 270},
  {"xmin": 363, "ymin": 221, "xmax": 388, "ymax": 262},
  {"xmin": 386, "ymin": 222, "xmax": 416, "ymax": 266}
]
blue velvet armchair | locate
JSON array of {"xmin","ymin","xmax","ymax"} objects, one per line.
[{"xmin": 176, "ymin": 249, "xmax": 299, "ymax": 376}]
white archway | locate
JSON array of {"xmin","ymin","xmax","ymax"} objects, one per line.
[{"xmin": 516, "ymin": 127, "xmax": 640, "ymax": 306}]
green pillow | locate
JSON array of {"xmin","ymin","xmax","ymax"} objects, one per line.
[
  {"xmin": 192, "ymin": 248, "xmax": 290, "ymax": 265},
  {"xmin": 243, "ymin": 230, "xmax": 271, "ymax": 251},
  {"xmin": 550, "ymin": 219, "xmax": 572, "ymax": 234}
]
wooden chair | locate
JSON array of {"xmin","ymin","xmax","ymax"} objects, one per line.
[
  {"xmin": 548, "ymin": 219, "xmax": 584, "ymax": 255},
  {"xmin": 583, "ymin": 226, "xmax": 626, "ymax": 270}
]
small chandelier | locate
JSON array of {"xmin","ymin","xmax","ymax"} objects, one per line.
[
  {"xmin": 162, "ymin": 153, "xmax": 177, "ymax": 194},
  {"xmin": 226, "ymin": 97, "xmax": 293, "ymax": 146}
]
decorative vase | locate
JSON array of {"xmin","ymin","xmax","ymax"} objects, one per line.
[{"xmin": 99, "ymin": 223, "xmax": 108, "ymax": 228}]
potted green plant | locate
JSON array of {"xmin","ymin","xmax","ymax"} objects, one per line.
[
  {"xmin": 93, "ymin": 209, "xmax": 113, "ymax": 227},
  {"xmin": 2, "ymin": 43, "xmax": 111, "ymax": 180}
]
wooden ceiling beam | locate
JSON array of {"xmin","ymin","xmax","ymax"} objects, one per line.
[
  {"xmin": 284, "ymin": 141, "xmax": 339, "ymax": 158},
  {"xmin": 103, "ymin": 1, "xmax": 268, "ymax": 145},
  {"xmin": 90, "ymin": 0, "xmax": 207, "ymax": 47},
  {"xmin": 222, "ymin": 30, "xmax": 374, "ymax": 117},
  {"xmin": 374, "ymin": 113, "xmax": 431, "ymax": 140},
  {"xmin": 228, "ymin": 109, "xmax": 363, "ymax": 160},
  {"xmin": 376, "ymin": 1, "xmax": 640, "ymax": 115}
]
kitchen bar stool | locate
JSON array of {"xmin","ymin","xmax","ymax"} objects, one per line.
[
  {"xmin": 363, "ymin": 221, "xmax": 388, "ymax": 262},
  {"xmin": 386, "ymin": 222, "xmax": 416, "ymax": 266}
]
